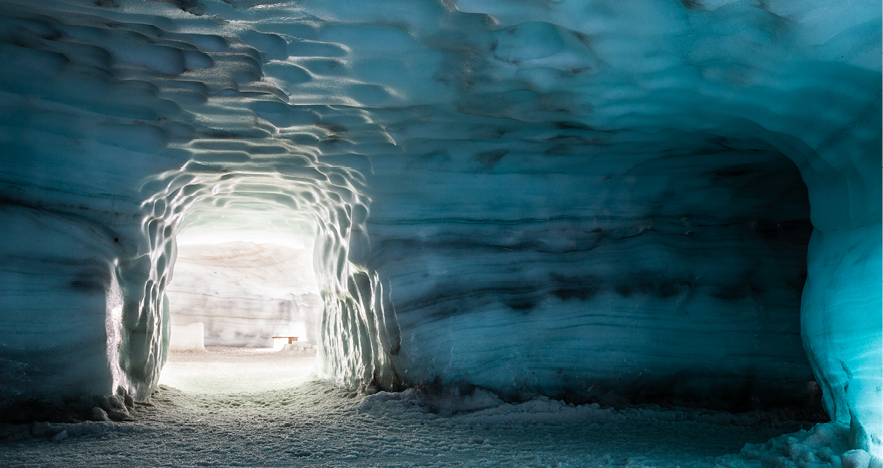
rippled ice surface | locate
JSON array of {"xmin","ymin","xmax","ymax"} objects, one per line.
[{"xmin": 1, "ymin": 348, "xmax": 830, "ymax": 467}]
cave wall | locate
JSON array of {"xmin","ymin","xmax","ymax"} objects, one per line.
[
  {"xmin": 0, "ymin": 0, "xmax": 878, "ymax": 456},
  {"xmin": 361, "ymin": 145, "xmax": 818, "ymax": 409}
]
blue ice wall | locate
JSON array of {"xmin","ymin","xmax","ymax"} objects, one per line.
[
  {"xmin": 0, "ymin": 0, "xmax": 879, "ymax": 456},
  {"xmin": 362, "ymin": 143, "xmax": 817, "ymax": 409}
]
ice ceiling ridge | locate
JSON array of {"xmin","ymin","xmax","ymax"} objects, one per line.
[{"xmin": 0, "ymin": 0, "xmax": 879, "ymax": 461}]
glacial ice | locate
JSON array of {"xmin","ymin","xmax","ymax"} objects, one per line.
[
  {"xmin": 0, "ymin": 0, "xmax": 879, "ymax": 462},
  {"xmin": 168, "ymin": 322, "xmax": 205, "ymax": 352}
]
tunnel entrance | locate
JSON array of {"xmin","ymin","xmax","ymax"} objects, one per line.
[
  {"xmin": 158, "ymin": 227, "xmax": 322, "ymax": 393},
  {"xmin": 166, "ymin": 227, "xmax": 322, "ymax": 349}
]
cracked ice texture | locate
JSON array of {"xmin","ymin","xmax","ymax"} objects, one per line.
[{"xmin": 0, "ymin": 0, "xmax": 878, "ymax": 456}]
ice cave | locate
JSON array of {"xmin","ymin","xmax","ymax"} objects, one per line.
[{"xmin": 0, "ymin": 0, "xmax": 880, "ymax": 466}]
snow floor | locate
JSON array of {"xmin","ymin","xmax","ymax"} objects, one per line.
[
  {"xmin": 157, "ymin": 346, "xmax": 318, "ymax": 394},
  {"xmin": 0, "ymin": 347, "xmax": 857, "ymax": 468}
]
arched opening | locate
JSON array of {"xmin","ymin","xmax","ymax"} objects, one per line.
[
  {"xmin": 157, "ymin": 226, "xmax": 322, "ymax": 393},
  {"xmin": 134, "ymin": 149, "xmax": 372, "ymax": 395}
]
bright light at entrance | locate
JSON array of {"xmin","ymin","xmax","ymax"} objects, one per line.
[
  {"xmin": 273, "ymin": 336, "xmax": 299, "ymax": 351},
  {"xmin": 167, "ymin": 228, "xmax": 322, "ymax": 348},
  {"xmin": 176, "ymin": 227, "xmax": 307, "ymax": 250}
]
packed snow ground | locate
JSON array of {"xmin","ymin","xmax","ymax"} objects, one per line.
[
  {"xmin": 158, "ymin": 346, "xmax": 319, "ymax": 394},
  {"xmin": 0, "ymin": 348, "xmax": 857, "ymax": 467}
]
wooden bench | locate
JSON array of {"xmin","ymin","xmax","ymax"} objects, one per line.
[{"xmin": 272, "ymin": 336, "xmax": 298, "ymax": 350}]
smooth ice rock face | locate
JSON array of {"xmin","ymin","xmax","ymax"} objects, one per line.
[
  {"xmin": 0, "ymin": 0, "xmax": 879, "ymax": 456},
  {"xmin": 168, "ymin": 323, "xmax": 206, "ymax": 352},
  {"xmin": 166, "ymin": 241, "xmax": 321, "ymax": 347}
]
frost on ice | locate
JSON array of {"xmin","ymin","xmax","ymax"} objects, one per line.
[{"xmin": 0, "ymin": 0, "xmax": 879, "ymax": 464}]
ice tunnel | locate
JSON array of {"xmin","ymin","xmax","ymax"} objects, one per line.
[{"xmin": 0, "ymin": 0, "xmax": 879, "ymax": 461}]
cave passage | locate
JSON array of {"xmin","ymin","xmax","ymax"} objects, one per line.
[
  {"xmin": 159, "ymin": 225, "xmax": 323, "ymax": 392},
  {"xmin": 0, "ymin": 0, "xmax": 879, "ymax": 466}
]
